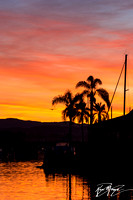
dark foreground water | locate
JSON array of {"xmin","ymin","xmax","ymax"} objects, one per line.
[{"xmin": 0, "ymin": 161, "xmax": 132, "ymax": 200}]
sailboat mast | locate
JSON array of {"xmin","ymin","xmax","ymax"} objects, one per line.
[{"xmin": 123, "ymin": 54, "xmax": 127, "ymax": 116}]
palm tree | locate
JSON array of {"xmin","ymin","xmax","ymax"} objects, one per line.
[
  {"xmin": 52, "ymin": 90, "xmax": 79, "ymax": 148},
  {"xmin": 76, "ymin": 75, "xmax": 110, "ymax": 124},
  {"xmin": 75, "ymin": 93, "xmax": 90, "ymax": 143},
  {"xmin": 93, "ymin": 102, "xmax": 109, "ymax": 123}
]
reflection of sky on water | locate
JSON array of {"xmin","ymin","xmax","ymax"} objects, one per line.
[
  {"xmin": 0, "ymin": 161, "xmax": 132, "ymax": 200},
  {"xmin": 0, "ymin": 161, "xmax": 89, "ymax": 200}
]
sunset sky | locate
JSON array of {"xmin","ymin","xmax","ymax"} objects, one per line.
[{"xmin": 0, "ymin": 0, "xmax": 133, "ymax": 122}]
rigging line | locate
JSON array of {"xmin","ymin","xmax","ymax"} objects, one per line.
[{"xmin": 108, "ymin": 61, "xmax": 125, "ymax": 112}]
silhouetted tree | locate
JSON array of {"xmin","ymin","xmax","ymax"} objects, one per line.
[
  {"xmin": 52, "ymin": 90, "xmax": 79, "ymax": 148},
  {"xmin": 93, "ymin": 102, "xmax": 109, "ymax": 123},
  {"xmin": 75, "ymin": 93, "xmax": 90, "ymax": 143},
  {"xmin": 76, "ymin": 75, "xmax": 110, "ymax": 124}
]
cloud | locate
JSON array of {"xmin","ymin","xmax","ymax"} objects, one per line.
[
  {"xmin": 1, "ymin": 0, "xmax": 133, "ymax": 60},
  {"xmin": 0, "ymin": 0, "xmax": 133, "ymax": 120}
]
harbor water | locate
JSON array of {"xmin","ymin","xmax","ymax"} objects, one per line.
[{"xmin": 0, "ymin": 161, "xmax": 132, "ymax": 200}]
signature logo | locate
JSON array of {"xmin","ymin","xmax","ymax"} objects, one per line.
[{"xmin": 95, "ymin": 183, "xmax": 133, "ymax": 197}]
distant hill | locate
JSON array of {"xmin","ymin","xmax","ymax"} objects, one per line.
[
  {"xmin": 0, "ymin": 110, "xmax": 133, "ymax": 145},
  {"xmin": 0, "ymin": 118, "xmax": 88, "ymax": 144},
  {"xmin": 0, "ymin": 118, "xmax": 70, "ymax": 129}
]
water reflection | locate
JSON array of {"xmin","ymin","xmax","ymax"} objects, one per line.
[
  {"xmin": 44, "ymin": 171, "xmax": 90, "ymax": 200},
  {"xmin": 0, "ymin": 161, "xmax": 132, "ymax": 200}
]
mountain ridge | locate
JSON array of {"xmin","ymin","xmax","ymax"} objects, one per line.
[{"xmin": 0, "ymin": 118, "xmax": 71, "ymax": 129}]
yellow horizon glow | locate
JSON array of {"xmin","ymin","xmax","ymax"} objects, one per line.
[{"xmin": 0, "ymin": 55, "xmax": 132, "ymax": 122}]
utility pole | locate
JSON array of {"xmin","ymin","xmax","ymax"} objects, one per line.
[{"xmin": 123, "ymin": 54, "xmax": 127, "ymax": 116}]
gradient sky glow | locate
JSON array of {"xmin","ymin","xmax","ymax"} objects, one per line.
[{"xmin": 0, "ymin": 0, "xmax": 133, "ymax": 122}]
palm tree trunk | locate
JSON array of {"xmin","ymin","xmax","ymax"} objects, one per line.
[
  {"xmin": 90, "ymin": 91, "xmax": 93, "ymax": 125},
  {"xmin": 81, "ymin": 117, "xmax": 84, "ymax": 160},
  {"xmin": 98, "ymin": 112, "xmax": 101, "ymax": 123},
  {"xmin": 81, "ymin": 114, "xmax": 84, "ymax": 143},
  {"xmin": 69, "ymin": 117, "xmax": 72, "ymax": 150}
]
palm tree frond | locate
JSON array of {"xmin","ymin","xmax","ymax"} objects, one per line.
[
  {"xmin": 52, "ymin": 95, "xmax": 66, "ymax": 105},
  {"xmin": 96, "ymin": 88, "xmax": 110, "ymax": 108},
  {"xmin": 93, "ymin": 78, "xmax": 102, "ymax": 87},
  {"xmin": 62, "ymin": 109, "xmax": 67, "ymax": 121},
  {"xmin": 73, "ymin": 93, "xmax": 82, "ymax": 103},
  {"xmin": 65, "ymin": 90, "xmax": 72, "ymax": 102},
  {"xmin": 93, "ymin": 102, "xmax": 109, "ymax": 123},
  {"xmin": 82, "ymin": 90, "xmax": 89, "ymax": 96},
  {"xmin": 86, "ymin": 76, "xmax": 94, "ymax": 85},
  {"xmin": 84, "ymin": 116, "xmax": 89, "ymax": 123},
  {"xmin": 85, "ymin": 107, "xmax": 90, "ymax": 112},
  {"xmin": 76, "ymin": 81, "xmax": 90, "ymax": 89}
]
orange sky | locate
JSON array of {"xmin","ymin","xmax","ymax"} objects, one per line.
[{"xmin": 0, "ymin": 0, "xmax": 133, "ymax": 122}]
